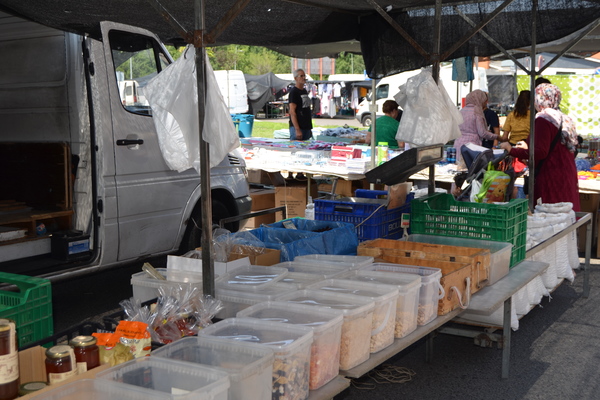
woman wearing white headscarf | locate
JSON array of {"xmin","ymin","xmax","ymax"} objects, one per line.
[
  {"xmin": 500, "ymin": 83, "xmax": 580, "ymax": 210},
  {"xmin": 453, "ymin": 89, "xmax": 503, "ymax": 165}
]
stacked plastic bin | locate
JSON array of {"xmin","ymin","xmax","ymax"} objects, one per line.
[
  {"xmin": 238, "ymin": 301, "xmax": 344, "ymax": 390},
  {"xmin": 200, "ymin": 318, "xmax": 313, "ymax": 400}
]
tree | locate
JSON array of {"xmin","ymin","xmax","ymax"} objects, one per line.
[{"xmin": 334, "ymin": 52, "xmax": 365, "ymax": 75}]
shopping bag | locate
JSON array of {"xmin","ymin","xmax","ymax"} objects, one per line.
[
  {"xmin": 144, "ymin": 46, "xmax": 239, "ymax": 172},
  {"xmin": 475, "ymin": 162, "xmax": 511, "ymax": 203}
]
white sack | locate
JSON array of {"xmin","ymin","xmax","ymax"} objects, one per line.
[
  {"xmin": 394, "ymin": 68, "xmax": 462, "ymax": 146},
  {"xmin": 145, "ymin": 46, "xmax": 239, "ymax": 173}
]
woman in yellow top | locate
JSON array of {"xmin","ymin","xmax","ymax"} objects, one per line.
[{"xmin": 502, "ymin": 90, "xmax": 530, "ymax": 145}]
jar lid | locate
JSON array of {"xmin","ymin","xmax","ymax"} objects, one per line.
[
  {"xmin": 46, "ymin": 345, "xmax": 72, "ymax": 359},
  {"xmin": 0, "ymin": 319, "xmax": 12, "ymax": 332},
  {"xmin": 19, "ymin": 381, "xmax": 48, "ymax": 396},
  {"xmin": 70, "ymin": 335, "xmax": 97, "ymax": 347}
]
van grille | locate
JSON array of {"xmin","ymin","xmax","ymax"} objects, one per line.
[{"xmin": 228, "ymin": 155, "xmax": 241, "ymax": 165}]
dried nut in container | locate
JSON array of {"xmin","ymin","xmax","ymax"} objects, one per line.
[{"xmin": 272, "ymin": 353, "xmax": 310, "ymax": 400}]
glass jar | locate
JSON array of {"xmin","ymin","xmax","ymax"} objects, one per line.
[
  {"xmin": 70, "ymin": 335, "xmax": 100, "ymax": 372},
  {"xmin": 45, "ymin": 345, "xmax": 77, "ymax": 384},
  {"xmin": 0, "ymin": 319, "xmax": 18, "ymax": 400}
]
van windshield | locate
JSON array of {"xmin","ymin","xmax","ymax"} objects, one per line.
[{"xmin": 110, "ymin": 30, "xmax": 170, "ymax": 116}]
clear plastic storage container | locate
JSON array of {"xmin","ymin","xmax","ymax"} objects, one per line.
[
  {"xmin": 152, "ymin": 336, "xmax": 274, "ymax": 400},
  {"xmin": 361, "ymin": 263, "xmax": 443, "ymax": 326},
  {"xmin": 95, "ymin": 357, "xmax": 230, "ymax": 400},
  {"xmin": 237, "ymin": 301, "xmax": 343, "ymax": 390},
  {"xmin": 276, "ymin": 289, "xmax": 374, "ymax": 371},
  {"xmin": 406, "ymin": 234, "xmax": 513, "ymax": 285},
  {"xmin": 218, "ymin": 265, "xmax": 288, "ymax": 287},
  {"xmin": 279, "ymin": 272, "xmax": 328, "ymax": 289},
  {"xmin": 215, "ymin": 282, "xmax": 297, "ymax": 319},
  {"xmin": 29, "ymin": 379, "xmax": 170, "ymax": 400},
  {"xmin": 199, "ymin": 317, "xmax": 313, "ymax": 400},
  {"xmin": 272, "ymin": 262, "xmax": 348, "ymax": 278},
  {"xmin": 337, "ymin": 269, "xmax": 421, "ymax": 338},
  {"xmin": 293, "ymin": 255, "xmax": 374, "ymax": 270},
  {"xmin": 130, "ymin": 268, "xmax": 204, "ymax": 303},
  {"xmin": 306, "ymin": 279, "xmax": 399, "ymax": 353}
]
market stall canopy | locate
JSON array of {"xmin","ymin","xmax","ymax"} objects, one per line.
[
  {"xmin": 244, "ymin": 72, "xmax": 292, "ymax": 115},
  {"xmin": 0, "ymin": 1, "xmax": 599, "ymax": 78}
]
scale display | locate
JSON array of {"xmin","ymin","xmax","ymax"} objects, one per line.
[{"xmin": 365, "ymin": 144, "xmax": 444, "ymax": 185}]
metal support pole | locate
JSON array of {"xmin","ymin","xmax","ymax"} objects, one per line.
[
  {"xmin": 195, "ymin": 0, "xmax": 215, "ymax": 297},
  {"xmin": 501, "ymin": 296, "xmax": 512, "ymax": 379},
  {"xmin": 584, "ymin": 219, "xmax": 592, "ymax": 298},
  {"xmin": 428, "ymin": 0, "xmax": 442, "ymax": 195},
  {"xmin": 527, "ymin": 0, "xmax": 537, "ymax": 211},
  {"xmin": 370, "ymin": 79, "xmax": 376, "ymax": 190}
]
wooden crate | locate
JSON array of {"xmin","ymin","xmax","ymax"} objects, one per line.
[{"xmin": 357, "ymin": 238, "xmax": 491, "ymax": 295}]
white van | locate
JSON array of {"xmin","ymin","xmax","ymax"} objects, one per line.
[
  {"xmin": 118, "ymin": 79, "xmax": 149, "ymax": 107},
  {"xmin": 214, "ymin": 70, "xmax": 249, "ymax": 114},
  {"xmin": 0, "ymin": 13, "xmax": 251, "ymax": 278},
  {"xmin": 355, "ymin": 66, "xmax": 485, "ymax": 126}
]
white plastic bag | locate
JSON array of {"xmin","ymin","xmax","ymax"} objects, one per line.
[
  {"xmin": 144, "ymin": 46, "xmax": 239, "ymax": 173},
  {"xmin": 394, "ymin": 68, "xmax": 462, "ymax": 146}
]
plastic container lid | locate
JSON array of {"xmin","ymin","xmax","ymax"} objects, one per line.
[
  {"xmin": 361, "ymin": 262, "xmax": 442, "ymax": 285},
  {"xmin": 237, "ymin": 301, "xmax": 344, "ymax": 334},
  {"xmin": 27, "ymin": 379, "xmax": 168, "ymax": 400},
  {"xmin": 272, "ymin": 261, "xmax": 347, "ymax": 278},
  {"xmin": 199, "ymin": 317, "xmax": 313, "ymax": 355},
  {"xmin": 152, "ymin": 336, "xmax": 274, "ymax": 400},
  {"xmin": 275, "ymin": 289, "xmax": 375, "ymax": 317},
  {"xmin": 95, "ymin": 357, "xmax": 230, "ymax": 400},
  {"xmin": 216, "ymin": 282, "xmax": 296, "ymax": 306},
  {"xmin": 279, "ymin": 272, "xmax": 329, "ymax": 289},
  {"xmin": 293, "ymin": 255, "xmax": 374, "ymax": 270},
  {"xmin": 336, "ymin": 269, "xmax": 421, "ymax": 294},
  {"xmin": 306, "ymin": 278, "xmax": 399, "ymax": 304},
  {"xmin": 217, "ymin": 265, "xmax": 288, "ymax": 287}
]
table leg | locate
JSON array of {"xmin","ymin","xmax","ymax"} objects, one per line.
[
  {"xmin": 584, "ymin": 220, "xmax": 592, "ymax": 298},
  {"xmin": 501, "ymin": 297, "xmax": 512, "ymax": 379},
  {"xmin": 425, "ymin": 332, "xmax": 435, "ymax": 363}
]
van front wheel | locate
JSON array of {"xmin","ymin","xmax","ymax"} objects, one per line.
[
  {"xmin": 179, "ymin": 199, "xmax": 232, "ymax": 254},
  {"xmin": 362, "ymin": 115, "xmax": 372, "ymax": 127}
]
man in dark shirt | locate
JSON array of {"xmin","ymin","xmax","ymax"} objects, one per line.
[{"xmin": 288, "ymin": 69, "xmax": 313, "ymax": 140}]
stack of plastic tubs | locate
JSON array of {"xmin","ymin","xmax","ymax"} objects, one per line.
[
  {"xmin": 26, "ymin": 379, "xmax": 170, "ymax": 400},
  {"xmin": 238, "ymin": 301, "xmax": 344, "ymax": 390},
  {"xmin": 361, "ymin": 263, "xmax": 443, "ymax": 326},
  {"xmin": 95, "ymin": 357, "xmax": 230, "ymax": 400},
  {"xmin": 307, "ymin": 279, "xmax": 399, "ymax": 353},
  {"xmin": 276, "ymin": 289, "xmax": 374, "ymax": 371},
  {"xmin": 337, "ymin": 269, "xmax": 421, "ymax": 338},
  {"xmin": 199, "ymin": 317, "xmax": 313, "ymax": 400},
  {"xmin": 152, "ymin": 336, "xmax": 274, "ymax": 400},
  {"xmin": 130, "ymin": 268, "xmax": 205, "ymax": 303},
  {"xmin": 215, "ymin": 265, "xmax": 293, "ymax": 319},
  {"xmin": 293, "ymin": 254, "xmax": 374, "ymax": 270}
]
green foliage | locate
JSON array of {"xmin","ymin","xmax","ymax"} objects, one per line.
[{"xmin": 335, "ymin": 52, "xmax": 365, "ymax": 75}]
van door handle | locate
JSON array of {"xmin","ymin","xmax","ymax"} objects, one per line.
[{"xmin": 117, "ymin": 139, "xmax": 144, "ymax": 146}]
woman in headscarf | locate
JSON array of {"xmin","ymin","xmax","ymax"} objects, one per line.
[
  {"xmin": 453, "ymin": 89, "xmax": 504, "ymax": 166},
  {"xmin": 500, "ymin": 83, "xmax": 579, "ymax": 210}
]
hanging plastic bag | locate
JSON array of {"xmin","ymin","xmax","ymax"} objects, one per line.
[
  {"xmin": 394, "ymin": 68, "xmax": 462, "ymax": 146},
  {"xmin": 144, "ymin": 45, "xmax": 239, "ymax": 172},
  {"xmin": 475, "ymin": 162, "xmax": 511, "ymax": 203}
]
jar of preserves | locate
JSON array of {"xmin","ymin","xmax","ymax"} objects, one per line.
[
  {"xmin": 45, "ymin": 345, "xmax": 77, "ymax": 384},
  {"xmin": 0, "ymin": 319, "xmax": 18, "ymax": 400},
  {"xmin": 70, "ymin": 335, "xmax": 100, "ymax": 372}
]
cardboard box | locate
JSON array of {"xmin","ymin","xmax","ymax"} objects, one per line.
[
  {"xmin": 191, "ymin": 250, "xmax": 252, "ymax": 276},
  {"xmin": 228, "ymin": 246, "xmax": 281, "ymax": 266},
  {"xmin": 19, "ymin": 346, "xmax": 111, "ymax": 399},
  {"xmin": 275, "ymin": 182, "xmax": 318, "ymax": 218},
  {"xmin": 577, "ymin": 191, "xmax": 600, "ymax": 254},
  {"xmin": 247, "ymin": 169, "xmax": 285, "ymax": 186},
  {"xmin": 247, "ymin": 188, "xmax": 280, "ymax": 228},
  {"xmin": 318, "ymin": 179, "xmax": 356, "ymax": 197}
]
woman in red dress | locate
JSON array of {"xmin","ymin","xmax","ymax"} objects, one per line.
[{"xmin": 500, "ymin": 83, "xmax": 580, "ymax": 211}]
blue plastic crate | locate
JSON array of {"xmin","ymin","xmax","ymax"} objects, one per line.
[{"xmin": 314, "ymin": 193, "xmax": 413, "ymax": 242}]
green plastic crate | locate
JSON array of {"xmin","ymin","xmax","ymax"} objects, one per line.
[
  {"xmin": 410, "ymin": 193, "xmax": 527, "ymax": 267},
  {"xmin": 0, "ymin": 272, "xmax": 53, "ymax": 348}
]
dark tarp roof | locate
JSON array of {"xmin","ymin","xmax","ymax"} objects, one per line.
[
  {"xmin": 0, "ymin": 1, "xmax": 599, "ymax": 78},
  {"xmin": 244, "ymin": 72, "xmax": 292, "ymax": 115}
]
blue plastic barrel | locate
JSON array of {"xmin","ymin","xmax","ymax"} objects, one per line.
[{"xmin": 236, "ymin": 114, "xmax": 254, "ymax": 137}]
